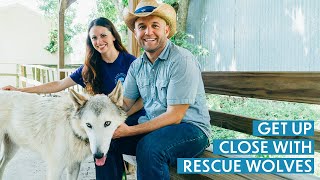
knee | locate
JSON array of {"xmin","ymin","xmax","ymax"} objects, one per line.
[{"xmin": 135, "ymin": 138, "xmax": 166, "ymax": 166}]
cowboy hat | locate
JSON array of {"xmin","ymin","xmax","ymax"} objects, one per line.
[{"xmin": 123, "ymin": 0, "xmax": 177, "ymax": 38}]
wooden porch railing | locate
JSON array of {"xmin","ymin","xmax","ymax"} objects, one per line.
[{"xmin": 3, "ymin": 64, "xmax": 84, "ymax": 92}]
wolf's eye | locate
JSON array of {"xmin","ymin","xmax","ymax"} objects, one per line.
[
  {"xmin": 104, "ymin": 121, "xmax": 111, "ymax": 127},
  {"xmin": 86, "ymin": 123, "xmax": 92, "ymax": 129}
]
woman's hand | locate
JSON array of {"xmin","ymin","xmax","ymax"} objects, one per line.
[{"xmin": 1, "ymin": 85, "xmax": 18, "ymax": 91}]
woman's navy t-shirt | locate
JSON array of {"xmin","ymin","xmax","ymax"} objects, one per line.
[
  {"xmin": 70, "ymin": 51, "xmax": 135, "ymax": 94},
  {"xmin": 70, "ymin": 51, "xmax": 145, "ymax": 119}
]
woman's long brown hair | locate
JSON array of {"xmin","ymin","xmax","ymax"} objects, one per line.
[{"xmin": 82, "ymin": 17, "xmax": 128, "ymax": 95}]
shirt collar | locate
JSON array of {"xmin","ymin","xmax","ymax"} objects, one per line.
[
  {"xmin": 158, "ymin": 40, "xmax": 171, "ymax": 60},
  {"xmin": 141, "ymin": 40, "xmax": 172, "ymax": 62}
]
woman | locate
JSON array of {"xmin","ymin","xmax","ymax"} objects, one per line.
[
  {"xmin": 2, "ymin": 17, "xmax": 144, "ymax": 178},
  {"xmin": 3, "ymin": 17, "xmax": 133, "ymax": 96}
]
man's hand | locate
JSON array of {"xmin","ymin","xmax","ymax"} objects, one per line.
[
  {"xmin": 1, "ymin": 85, "xmax": 18, "ymax": 91},
  {"xmin": 113, "ymin": 104, "xmax": 190, "ymax": 138},
  {"xmin": 113, "ymin": 123, "xmax": 134, "ymax": 139}
]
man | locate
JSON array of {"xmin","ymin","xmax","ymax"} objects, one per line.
[{"xmin": 95, "ymin": 0, "xmax": 211, "ymax": 179}]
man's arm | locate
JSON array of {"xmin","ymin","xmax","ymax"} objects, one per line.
[
  {"xmin": 113, "ymin": 104, "xmax": 189, "ymax": 138},
  {"xmin": 126, "ymin": 97, "xmax": 143, "ymax": 116},
  {"xmin": 122, "ymin": 97, "xmax": 138, "ymax": 112}
]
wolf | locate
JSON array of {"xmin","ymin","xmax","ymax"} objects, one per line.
[{"xmin": 0, "ymin": 81, "xmax": 126, "ymax": 180}]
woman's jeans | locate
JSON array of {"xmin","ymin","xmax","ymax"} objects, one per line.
[{"xmin": 95, "ymin": 115, "xmax": 209, "ymax": 180}]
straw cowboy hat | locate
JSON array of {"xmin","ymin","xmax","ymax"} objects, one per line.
[{"xmin": 124, "ymin": 0, "xmax": 177, "ymax": 38}]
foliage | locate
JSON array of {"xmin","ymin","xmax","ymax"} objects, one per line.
[
  {"xmin": 163, "ymin": 0, "xmax": 177, "ymax": 5},
  {"xmin": 90, "ymin": 0, "xmax": 128, "ymax": 23},
  {"xmin": 37, "ymin": 0, "xmax": 57, "ymax": 15},
  {"xmin": 44, "ymin": 28, "xmax": 73, "ymax": 54},
  {"xmin": 207, "ymin": 94, "xmax": 320, "ymax": 121},
  {"xmin": 170, "ymin": 31, "xmax": 209, "ymax": 57},
  {"xmin": 95, "ymin": 0, "xmax": 117, "ymax": 22},
  {"xmin": 89, "ymin": 0, "xmax": 129, "ymax": 47},
  {"xmin": 161, "ymin": 0, "xmax": 209, "ymax": 57},
  {"xmin": 38, "ymin": 0, "xmax": 85, "ymax": 54},
  {"xmin": 44, "ymin": 30, "xmax": 58, "ymax": 53},
  {"xmin": 122, "ymin": 0, "xmax": 128, "ymax": 7}
]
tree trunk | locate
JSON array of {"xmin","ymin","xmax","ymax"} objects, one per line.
[{"xmin": 177, "ymin": 0, "xmax": 190, "ymax": 32}]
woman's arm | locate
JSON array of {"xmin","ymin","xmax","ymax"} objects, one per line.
[{"xmin": 1, "ymin": 77, "xmax": 77, "ymax": 94}]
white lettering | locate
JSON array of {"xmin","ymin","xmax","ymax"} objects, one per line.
[{"xmin": 183, "ymin": 160, "xmax": 192, "ymax": 172}]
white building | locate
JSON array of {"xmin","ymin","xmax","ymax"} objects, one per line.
[{"xmin": 0, "ymin": 3, "xmax": 58, "ymax": 65}]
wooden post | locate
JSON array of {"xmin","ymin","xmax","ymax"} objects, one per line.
[
  {"xmin": 36, "ymin": 68, "xmax": 41, "ymax": 82},
  {"xmin": 41, "ymin": 69, "xmax": 46, "ymax": 83},
  {"xmin": 57, "ymin": 0, "xmax": 77, "ymax": 80},
  {"xmin": 32, "ymin": 67, "xmax": 35, "ymax": 80},
  {"xmin": 128, "ymin": 0, "xmax": 141, "ymax": 57},
  {"xmin": 15, "ymin": 64, "xmax": 19, "ymax": 87},
  {"xmin": 58, "ymin": 0, "xmax": 67, "ymax": 80},
  {"xmin": 20, "ymin": 65, "xmax": 27, "ymax": 88}
]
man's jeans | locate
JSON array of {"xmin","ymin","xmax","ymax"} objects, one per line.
[{"xmin": 95, "ymin": 116, "xmax": 209, "ymax": 180}]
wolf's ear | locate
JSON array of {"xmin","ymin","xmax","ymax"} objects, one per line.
[
  {"xmin": 108, "ymin": 80, "xmax": 123, "ymax": 107},
  {"xmin": 69, "ymin": 89, "xmax": 88, "ymax": 109}
]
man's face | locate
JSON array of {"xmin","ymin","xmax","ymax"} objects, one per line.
[{"xmin": 134, "ymin": 15, "xmax": 170, "ymax": 54}]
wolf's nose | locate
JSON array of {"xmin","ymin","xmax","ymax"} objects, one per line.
[{"xmin": 94, "ymin": 152, "xmax": 104, "ymax": 159}]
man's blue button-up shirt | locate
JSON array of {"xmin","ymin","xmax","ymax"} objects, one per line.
[{"xmin": 123, "ymin": 41, "xmax": 211, "ymax": 138}]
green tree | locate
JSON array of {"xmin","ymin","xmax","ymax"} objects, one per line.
[
  {"xmin": 38, "ymin": 0, "xmax": 84, "ymax": 54},
  {"xmin": 89, "ymin": 0, "xmax": 129, "ymax": 47},
  {"xmin": 163, "ymin": 0, "xmax": 189, "ymax": 33},
  {"xmin": 95, "ymin": 0, "xmax": 118, "ymax": 22},
  {"xmin": 163, "ymin": 0, "xmax": 209, "ymax": 57}
]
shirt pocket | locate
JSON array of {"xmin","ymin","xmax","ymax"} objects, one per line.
[
  {"xmin": 156, "ymin": 80, "xmax": 169, "ymax": 106},
  {"xmin": 137, "ymin": 79, "xmax": 150, "ymax": 101}
]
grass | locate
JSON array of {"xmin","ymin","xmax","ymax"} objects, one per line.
[
  {"xmin": 206, "ymin": 94, "xmax": 320, "ymax": 176},
  {"xmin": 206, "ymin": 94, "xmax": 320, "ymax": 122}
]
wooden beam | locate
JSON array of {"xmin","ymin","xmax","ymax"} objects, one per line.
[
  {"xmin": 202, "ymin": 72, "xmax": 320, "ymax": 105},
  {"xmin": 66, "ymin": 0, "xmax": 77, "ymax": 9},
  {"xmin": 59, "ymin": 0, "xmax": 67, "ymax": 11},
  {"xmin": 128, "ymin": 0, "xmax": 140, "ymax": 57},
  {"xmin": 209, "ymin": 110, "xmax": 253, "ymax": 134}
]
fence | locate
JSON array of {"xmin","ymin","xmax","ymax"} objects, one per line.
[{"xmin": 0, "ymin": 63, "xmax": 83, "ymax": 92}]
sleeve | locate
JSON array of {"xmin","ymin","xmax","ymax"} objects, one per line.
[
  {"xmin": 69, "ymin": 65, "xmax": 86, "ymax": 87},
  {"xmin": 123, "ymin": 62, "xmax": 140, "ymax": 100},
  {"xmin": 167, "ymin": 54, "xmax": 200, "ymax": 105}
]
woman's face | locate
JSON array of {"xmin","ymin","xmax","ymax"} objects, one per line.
[{"xmin": 89, "ymin": 26, "xmax": 116, "ymax": 54}]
